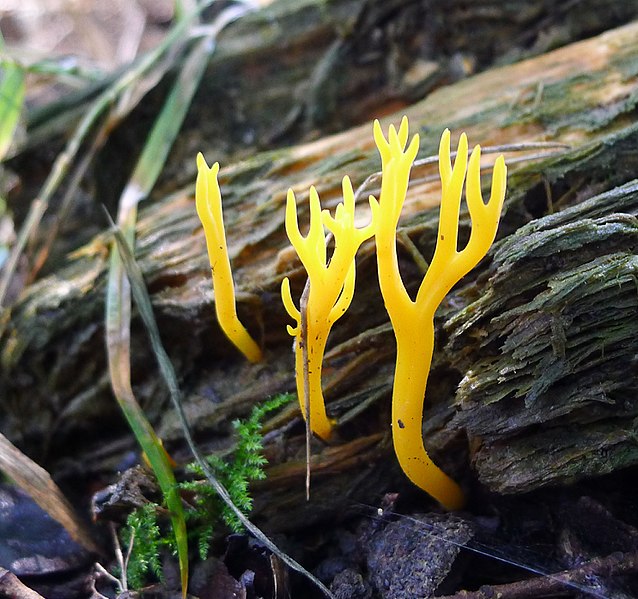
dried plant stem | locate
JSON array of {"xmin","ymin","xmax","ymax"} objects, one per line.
[
  {"xmin": 437, "ymin": 550, "xmax": 638, "ymax": 599},
  {"xmin": 0, "ymin": 0, "xmax": 216, "ymax": 306}
]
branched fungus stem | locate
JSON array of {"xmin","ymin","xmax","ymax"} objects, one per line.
[{"xmin": 372, "ymin": 117, "xmax": 507, "ymax": 510}]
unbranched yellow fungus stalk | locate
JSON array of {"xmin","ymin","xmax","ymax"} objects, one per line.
[
  {"xmin": 196, "ymin": 153, "xmax": 262, "ymax": 363},
  {"xmin": 282, "ymin": 177, "xmax": 377, "ymax": 440},
  {"xmin": 372, "ymin": 117, "xmax": 507, "ymax": 510}
]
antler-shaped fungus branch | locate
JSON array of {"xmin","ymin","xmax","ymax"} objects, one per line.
[
  {"xmin": 196, "ymin": 153, "xmax": 262, "ymax": 363},
  {"xmin": 372, "ymin": 118, "xmax": 507, "ymax": 510},
  {"xmin": 281, "ymin": 176, "xmax": 377, "ymax": 440},
  {"xmin": 418, "ymin": 130, "xmax": 507, "ymax": 312}
]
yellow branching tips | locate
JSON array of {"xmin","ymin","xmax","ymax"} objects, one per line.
[
  {"xmin": 195, "ymin": 153, "xmax": 262, "ymax": 363},
  {"xmin": 281, "ymin": 177, "xmax": 377, "ymax": 440},
  {"xmin": 196, "ymin": 117, "xmax": 506, "ymax": 510},
  {"xmin": 372, "ymin": 117, "xmax": 507, "ymax": 510}
]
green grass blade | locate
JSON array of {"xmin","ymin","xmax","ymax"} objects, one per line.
[
  {"xmin": 108, "ymin": 215, "xmax": 336, "ymax": 599},
  {"xmin": 0, "ymin": 0, "xmax": 215, "ymax": 306},
  {"xmin": 105, "ymin": 248, "xmax": 188, "ymax": 595},
  {"xmin": 104, "ymin": 6, "xmax": 255, "ymax": 594},
  {"xmin": 105, "ymin": 3, "xmax": 335, "ymax": 590},
  {"xmin": 128, "ymin": 38, "xmax": 212, "ymax": 192},
  {"xmin": 0, "ymin": 59, "xmax": 24, "ymax": 161}
]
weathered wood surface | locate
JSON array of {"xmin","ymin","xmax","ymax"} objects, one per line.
[
  {"xmin": 26, "ymin": 0, "xmax": 638, "ymax": 192},
  {"xmin": 2, "ymin": 4, "xmax": 638, "ymax": 530}
]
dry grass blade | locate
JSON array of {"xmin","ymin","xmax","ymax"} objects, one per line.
[
  {"xmin": 0, "ymin": 432, "xmax": 99, "ymax": 554},
  {"xmin": 0, "ymin": 0, "xmax": 216, "ymax": 307},
  {"xmin": 102, "ymin": 10, "xmax": 336, "ymax": 591},
  {"xmin": 105, "ymin": 4, "xmax": 259, "ymax": 596},
  {"xmin": 29, "ymin": 129, "xmax": 108, "ymax": 279},
  {"xmin": 108, "ymin": 218, "xmax": 336, "ymax": 599}
]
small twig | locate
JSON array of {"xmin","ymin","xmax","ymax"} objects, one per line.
[
  {"xmin": 409, "ymin": 151, "xmax": 565, "ymax": 188},
  {"xmin": 412, "ymin": 140, "xmax": 570, "ymax": 168},
  {"xmin": 296, "ymin": 226, "xmax": 337, "ymax": 501},
  {"xmin": 109, "ymin": 521, "xmax": 129, "ymax": 592},
  {"xmin": 94, "ymin": 562, "xmax": 122, "ymax": 593},
  {"xmin": 436, "ymin": 550, "xmax": 638, "ymax": 599},
  {"xmin": 0, "ymin": 567, "xmax": 45, "ymax": 599},
  {"xmin": 299, "ymin": 277, "xmax": 312, "ymax": 501},
  {"xmin": 123, "ymin": 529, "xmax": 136, "ymax": 589}
]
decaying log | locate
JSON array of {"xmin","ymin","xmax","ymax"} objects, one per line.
[
  {"xmin": 25, "ymin": 0, "xmax": 638, "ymax": 192},
  {"xmin": 449, "ymin": 181, "xmax": 638, "ymax": 493},
  {"xmin": 154, "ymin": 0, "xmax": 638, "ymax": 181},
  {"xmin": 2, "ymin": 8, "xmax": 638, "ymax": 526}
]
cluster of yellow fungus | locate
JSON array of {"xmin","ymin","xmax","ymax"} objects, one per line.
[
  {"xmin": 195, "ymin": 153, "xmax": 262, "ymax": 364},
  {"xmin": 371, "ymin": 118, "xmax": 506, "ymax": 510},
  {"xmin": 195, "ymin": 117, "xmax": 506, "ymax": 510},
  {"xmin": 281, "ymin": 178, "xmax": 377, "ymax": 441}
]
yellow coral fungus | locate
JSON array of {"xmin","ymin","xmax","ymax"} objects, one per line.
[
  {"xmin": 372, "ymin": 117, "xmax": 507, "ymax": 510},
  {"xmin": 195, "ymin": 153, "xmax": 262, "ymax": 363},
  {"xmin": 281, "ymin": 177, "xmax": 377, "ymax": 441}
]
